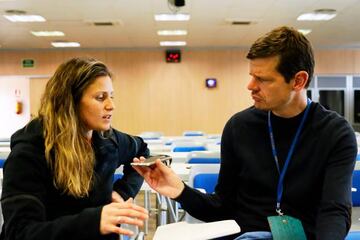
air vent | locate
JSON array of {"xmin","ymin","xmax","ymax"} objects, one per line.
[
  {"xmin": 5, "ymin": 9, "xmax": 26, "ymax": 14},
  {"xmin": 231, "ymin": 21, "xmax": 252, "ymax": 25},
  {"xmin": 93, "ymin": 22, "xmax": 114, "ymax": 26},
  {"xmin": 225, "ymin": 18, "xmax": 258, "ymax": 25},
  {"xmin": 84, "ymin": 20, "xmax": 123, "ymax": 26}
]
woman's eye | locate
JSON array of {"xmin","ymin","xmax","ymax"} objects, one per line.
[{"xmin": 96, "ymin": 95, "xmax": 105, "ymax": 101}]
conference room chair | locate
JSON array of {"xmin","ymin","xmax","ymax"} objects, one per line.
[
  {"xmin": 0, "ymin": 159, "xmax": 5, "ymax": 168},
  {"xmin": 139, "ymin": 131, "xmax": 163, "ymax": 140},
  {"xmin": 113, "ymin": 173, "xmax": 123, "ymax": 182},
  {"xmin": 351, "ymin": 170, "xmax": 360, "ymax": 239},
  {"xmin": 171, "ymin": 141, "xmax": 207, "ymax": 152},
  {"xmin": 184, "ymin": 164, "xmax": 220, "ymax": 223},
  {"xmin": 353, "ymin": 170, "xmax": 360, "ymax": 206},
  {"xmin": 186, "ymin": 151, "xmax": 220, "ymax": 164},
  {"xmin": 346, "ymin": 231, "xmax": 360, "ymax": 240},
  {"xmin": 183, "ymin": 131, "xmax": 205, "ymax": 137}
]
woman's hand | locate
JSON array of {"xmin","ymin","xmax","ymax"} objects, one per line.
[
  {"xmin": 132, "ymin": 157, "xmax": 185, "ymax": 199},
  {"xmin": 112, "ymin": 191, "xmax": 124, "ymax": 203},
  {"xmin": 100, "ymin": 198, "xmax": 148, "ymax": 236}
]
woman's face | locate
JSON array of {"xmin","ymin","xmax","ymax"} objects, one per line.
[{"xmin": 78, "ymin": 75, "xmax": 115, "ymax": 138}]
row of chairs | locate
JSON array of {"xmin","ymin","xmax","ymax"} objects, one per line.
[{"xmin": 140, "ymin": 131, "xmax": 207, "ymax": 140}]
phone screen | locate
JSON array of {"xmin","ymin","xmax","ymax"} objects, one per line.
[{"xmin": 131, "ymin": 155, "xmax": 172, "ymax": 167}]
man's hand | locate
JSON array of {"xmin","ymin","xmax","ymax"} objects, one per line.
[{"xmin": 132, "ymin": 157, "xmax": 185, "ymax": 199}]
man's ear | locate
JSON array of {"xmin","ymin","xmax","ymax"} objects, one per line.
[{"xmin": 293, "ymin": 71, "xmax": 309, "ymax": 91}]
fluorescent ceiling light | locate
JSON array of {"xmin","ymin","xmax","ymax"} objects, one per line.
[
  {"xmin": 160, "ymin": 41, "xmax": 186, "ymax": 46},
  {"xmin": 157, "ymin": 30, "xmax": 187, "ymax": 36},
  {"xmin": 154, "ymin": 13, "xmax": 190, "ymax": 21},
  {"xmin": 298, "ymin": 29, "xmax": 312, "ymax": 35},
  {"xmin": 297, "ymin": 12, "xmax": 336, "ymax": 21},
  {"xmin": 31, "ymin": 31, "xmax": 65, "ymax": 37},
  {"xmin": 51, "ymin": 42, "xmax": 80, "ymax": 48},
  {"xmin": 4, "ymin": 14, "xmax": 46, "ymax": 22}
]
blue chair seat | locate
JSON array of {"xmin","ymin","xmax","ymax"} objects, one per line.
[
  {"xmin": 193, "ymin": 173, "xmax": 219, "ymax": 193},
  {"xmin": 188, "ymin": 157, "xmax": 220, "ymax": 164},
  {"xmin": 352, "ymin": 170, "xmax": 360, "ymax": 206},
  {"xmin": 113, "ymin": 173, "xmax": 123, "ymax": 183},
  {"xmin": 346, "ymin": 231, "xmax": 360, "ymax": 240},
  {"xmin": 0, "ymin": 159, "xmax": 5, "ymax": 168},
  {"xmin": 173, "ymin": 146, "xmax": 206, "ymax": 152}
]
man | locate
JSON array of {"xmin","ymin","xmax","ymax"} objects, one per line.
[{"xmin": 133, "ymin": 26, "xmax": 357, "ymax": 239}]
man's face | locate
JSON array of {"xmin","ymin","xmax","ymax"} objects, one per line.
[{"xmin": 247, "ymin": 56, "xmax": 295, "ymax": 113}]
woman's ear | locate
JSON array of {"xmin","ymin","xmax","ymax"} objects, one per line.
[{"xmin": 293, "ymin": 71, "xmax": 309, "ymax": 91}]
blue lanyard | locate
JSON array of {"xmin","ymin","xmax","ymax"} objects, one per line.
[{"xmin": 268, "ymin": 98, "xmax": 312, "ymax": 215}]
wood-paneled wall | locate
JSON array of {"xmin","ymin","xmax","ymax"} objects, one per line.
[{"xmin": 1, "ymin": 49, "xmax": 360, "ymax": 135}]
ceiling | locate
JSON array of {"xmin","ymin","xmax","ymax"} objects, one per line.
[{"xmin": 1, "ymin": 0, "xmax": 360, "ymax": 50}]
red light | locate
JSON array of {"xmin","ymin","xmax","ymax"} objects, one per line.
[{"xmin": 165, "ymin": 50, "xmax": 181, "ymax": 63}]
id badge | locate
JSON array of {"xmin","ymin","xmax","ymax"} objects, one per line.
[{"xmin": 267, "ymin": 215, "xmax": 307, "ymax": 240}]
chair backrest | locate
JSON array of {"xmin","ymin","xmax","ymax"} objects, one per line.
[
  {"xmin": 186, "ymin": 151, "xmax": 220, "ymax": 164},
  {"xmin": 0, "ymin": 159, "xmax": 5, "ymax": 168},
  {"xmin": 173, "ymin": 146, "xmax": 206, "ymax": 152},
  {"xmin": 139, "ymin": 131, "xmax": 163, "ymax": 140},
  {"xmin": 113, "ymin": 173, "xmax": 123, "ymax": 183},
  {"xmin": 193, "ymin": 173, "xmax": 219, "ymax": 193},
  {"xmin": 188, "ymin": 164, "xmax": 220, "ymax": 188},
  {"xmin": 172, "ymin": 141, "xmax": 207, "ymax": 152},
  {"xmin": 185, "ymin": 164, "xmax": 220, "ymax": 223},
  {"xmin": 346, "ymin": 231, "xmax": 360, "ymax": 240},
  {"xmin": 352, "ymin": 170, "xmax": 360, "ymax": 206},
  {"xmin": 183, "ymin": 131, "xmax": 205, "ymax": 137}
]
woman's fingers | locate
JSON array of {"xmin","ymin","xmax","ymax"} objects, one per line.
[
  {"xmin": 111, "ymin": 207, "xmax": 148, "ymax": 220},
  {"xmin": 114, "ymin": 215, "xmax": 145, "ymax": 226},
  {"xmin": 100, "ymin": 201, "xmax": 149, "ymax": 235}
]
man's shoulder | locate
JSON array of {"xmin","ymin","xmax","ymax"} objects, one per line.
[
  {"xmin": 311, "ymin": 102, "xmax": 351, "ymax": 129},
  {"xmin": 229, "ymin": 106, "xmax": 267, "ymax": 123}
]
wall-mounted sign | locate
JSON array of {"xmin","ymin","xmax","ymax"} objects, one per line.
[{"xmin": 22, "ymin": 59, "xmax": 35, "ymax": 68}]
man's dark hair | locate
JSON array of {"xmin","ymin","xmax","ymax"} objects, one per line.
[{"xmin": 246, "ymin": 26, "xmax": 314, "ymax": 88}]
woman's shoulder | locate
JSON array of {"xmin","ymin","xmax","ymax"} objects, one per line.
[{"xmin": 10, "ymin": 118, "xmax": 44, "ymax": 149}]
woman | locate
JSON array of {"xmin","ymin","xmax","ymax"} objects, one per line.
[{"xmin": 0, "ymin": 58, "xmax": 149, "ymax": 240}]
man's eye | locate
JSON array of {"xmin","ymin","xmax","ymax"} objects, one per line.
[{"xmin": 256, "ymin": 77, "xmax": 264, "ymax": 82}]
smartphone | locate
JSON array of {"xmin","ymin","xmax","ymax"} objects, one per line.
[{"xmin": 131, "ymin": 155, "xmax": 172, "ymax": 167}]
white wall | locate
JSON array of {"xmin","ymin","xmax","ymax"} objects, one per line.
[{"xmin": 0, "ymin": 76, "xmax": 30, "ymax": 139}]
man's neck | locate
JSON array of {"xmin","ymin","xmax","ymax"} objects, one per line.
[{"xmin": 272, "ymin": 94, "xmax": 308, "ymax": 118}]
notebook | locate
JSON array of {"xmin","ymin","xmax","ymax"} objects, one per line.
[{"xmin": 153, "ymin": 220, "xmax": 240, "ymax": 240}]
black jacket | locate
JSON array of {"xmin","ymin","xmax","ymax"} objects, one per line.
[{"xmin": 0, "ymin": 119, "xmax": 149, "ymax": 240}]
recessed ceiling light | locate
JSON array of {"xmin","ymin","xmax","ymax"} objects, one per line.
[
  {"xmin": 154, "ymin": 13, "xmax": 190, "ymax": 21},
  {"xmin": 31, "ymin": 31, "xmax": 65, "ymax": 37},
  {"xmin": 297, "ymin": 9, "xmax": 336, "ymax": 21},
  {"xmin": 157, "ymin": 30, "xmax": 187, "ymax": 36},
  {"xmin": 160, "ymin": 41, "xmax": 186, "ymax": 46},
  {"xmin": 51, "ymin": 41, "xmax": 80, "ymax": 48},
  {"xmin": 4, "ymin": 14, "xmax": 46, "ymax": 22},
  {"xmin": 298, "ymin": 29, "xmax": 312, "ymax": 35}
]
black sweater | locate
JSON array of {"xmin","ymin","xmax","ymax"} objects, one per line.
[
  {"xmin": 176, "ymin": 102, "xmax": 357, "ymax": 240},
  {"xmin": 0, "ymin": 119, "xmax": 149, "ymax": 240}
]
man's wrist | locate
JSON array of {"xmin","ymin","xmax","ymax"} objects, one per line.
[{"xmin": 172, "ymin": 181, "xmax": 186, "ymax": 199}]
